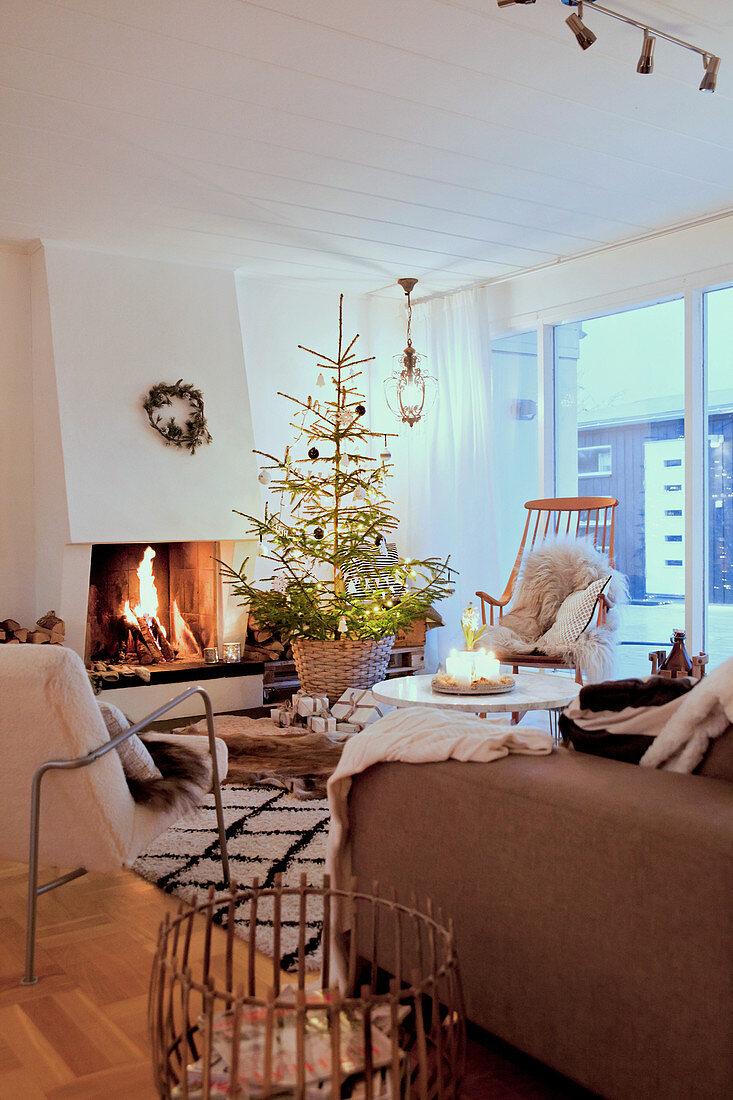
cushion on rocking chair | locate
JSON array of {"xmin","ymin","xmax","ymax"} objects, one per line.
[{"xmin": 537, "ymin": 575, "xmax": 610, "ymax": 652}]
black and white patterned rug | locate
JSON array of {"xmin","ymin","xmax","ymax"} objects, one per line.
[{"xmin": 133, "ymin": 784, "xmax": 330, "ymax": 971}]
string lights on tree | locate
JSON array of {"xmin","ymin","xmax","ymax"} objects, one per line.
[{"xmin": 224, "ymin": 295, "xmax": 452, "ymax": 641}]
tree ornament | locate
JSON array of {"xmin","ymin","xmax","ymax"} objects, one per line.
[
  {"xmin": 317, "ymin": 373, "xmax": 326, "ymax": 387},
  {"xmin": 338, "ymin": 615, "xmax": 348, "ymax": 636},
  {"xmin": 308, "ymin": 446, "xmax": 320, "ymax": 460},
  {"xmin": 258, "ymin": 469, "xmax": 271, "ymax": 485},
  {"xmin": 353, "ymin": 486, "xmax": 366, "ymax": 502},
  {"xmin": 313, "ymin": 527, "xmax": 325, "ymax": 540},
  {"xmin": 143, "ymin": 379, "xmax": 212, "ymax": 454},
  {"xmin": 356, "ymin": 403, "xmax": 366, "ymax": 416}
]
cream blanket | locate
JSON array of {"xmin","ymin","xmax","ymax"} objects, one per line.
[{"xmin": 326, "ymin": 706, "xmax": 553, "ymax": 890}]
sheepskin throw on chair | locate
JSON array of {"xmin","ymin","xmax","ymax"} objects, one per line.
[{"xmin": 481, "ymin": 540, "xmax": 628, "ymax": 682}]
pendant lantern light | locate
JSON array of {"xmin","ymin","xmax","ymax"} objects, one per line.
[{"xmin": 384, "ymin": 278, "xmax": 438, "ymax": 428}]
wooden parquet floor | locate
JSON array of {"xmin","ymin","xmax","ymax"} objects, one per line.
[
  {"xmin": 0, "ymin": 859, "xmax": 282, "ymax": 1099},
  {"xmin": 0, "ymin": 858, "xmax": 595, "ymax": 1099}
]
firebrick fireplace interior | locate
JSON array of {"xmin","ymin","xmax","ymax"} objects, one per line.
[{"xmin": 86, "ymin": 541, "xmax": 219, "ymax": 671}]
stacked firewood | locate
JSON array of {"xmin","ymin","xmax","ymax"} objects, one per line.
[
  {"xmin": 243, "ymin": 613, "xmax": 293, "ymax": 662},
  {"xmin": 0, "ymin": 611, "xmax": 65, "ymax": 645}
]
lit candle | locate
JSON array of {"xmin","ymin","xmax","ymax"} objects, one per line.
[
  {"xmin": 475, "ymin": 650, "xmax": 500, "ymax": 681},
  {"xmin": 445, "ymin": 649, "xmax": 462, "ymax": 680},
  {"xmin": 446, "ymin": 649, "xmax": 475, "ymax": 686}
]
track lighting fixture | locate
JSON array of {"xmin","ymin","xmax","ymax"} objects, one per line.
[
  {"xmin": 700, "ymin": 54, "xmax": 721, "ymax": 93},
  {"xmin": 498, "ymin": 2, "xmax": 721, "ymax": 91},
  {"xmin": 566, "ymin": 5, "xmax": 596, "ymax": 51},
  {"xmin": 636, "ymin": 30, "xmax": 655, "ymax": 75}
]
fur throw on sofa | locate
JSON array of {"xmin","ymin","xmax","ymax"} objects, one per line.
[{"xmin": 481, "ymin": 539, "xmax": 628, "ymax": 682}]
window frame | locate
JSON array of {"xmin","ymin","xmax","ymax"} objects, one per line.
[{"xmin": 492, "ymin": 273, "xmax": 733, "ymax": 661}]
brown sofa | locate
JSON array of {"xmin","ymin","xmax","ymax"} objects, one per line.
[{"xmin": 347, "ymin": 747, "xmax": 733, "ymax": 1100}]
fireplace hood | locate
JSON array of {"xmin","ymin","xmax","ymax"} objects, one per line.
[{"xmin": 31, "ymin": 244, "xmax": 261, "ymax": 656}]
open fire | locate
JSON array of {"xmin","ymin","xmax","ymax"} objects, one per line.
[
  {"xmin": 86, "ymin": 541, "xmax": 218, "ymax": 667},
  {"xmin": 119, "ymin": 547, "xmax": 199, "ymax": 664}
]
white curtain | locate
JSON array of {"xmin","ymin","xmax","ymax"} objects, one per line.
[{"xmin": 392, "ymin": 286, "xmax": 502, "ymax": 668}]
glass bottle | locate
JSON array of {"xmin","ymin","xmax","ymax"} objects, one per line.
[{"xmin": 660, "ymin": 629, "xmax": 693, "ymax": 677}]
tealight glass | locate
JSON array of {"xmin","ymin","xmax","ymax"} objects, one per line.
[{"xmin": 222, "ymin": 642, "xmax": 241, "ymax": 663}]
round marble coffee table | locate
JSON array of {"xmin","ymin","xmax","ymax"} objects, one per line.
[{"xmin": 371, "ymin": 670, "xmax": 580, "ymax": 735}]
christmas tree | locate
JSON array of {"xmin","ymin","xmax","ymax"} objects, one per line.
[{"xmin": 223, "ymin": 296, "xmax": 453, "ymax": 641}]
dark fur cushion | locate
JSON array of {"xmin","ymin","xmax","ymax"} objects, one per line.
[
  {"xmin": 126, "ymin": 737, "xmax": 210, "ymax": 813},
  {"xmin": 559, "ymin": 676, "xmax": 697, "ymax": 763}
]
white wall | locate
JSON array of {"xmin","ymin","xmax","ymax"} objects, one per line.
[
  {"xmin": 236, "ymin": 280, "xmax": 373, "ymax": 460},
  {"xmin": 0, "ymin": 249, "xmax": 35, "ymax": 624},
  {"xmin": 43, "ymin": 244, "xmax": 259, "ymax": 544}
]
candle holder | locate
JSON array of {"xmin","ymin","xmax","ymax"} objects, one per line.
[
  {"xmin": 431, "ymin": 674, "xmax": 516, "ymax": 696},
  {"xmin": 203, "ymin": 647, "xmax": 219, "ymax": 664},
  {"xmin": 432, "ymin": 648, "xmax": 515, "ymax": 696},
  {"xmin": 222, "ymin": 641, "xmax": 242, "ymax": 663}
]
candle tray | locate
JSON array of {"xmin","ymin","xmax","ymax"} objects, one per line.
[{"xmin": 431, "ymin": 674, "xmax": 515, "ymax": 696}]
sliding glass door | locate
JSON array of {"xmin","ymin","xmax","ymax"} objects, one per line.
[{"xmin": 554, "ymin": 300, "xmax": 686, "ymax": 678}]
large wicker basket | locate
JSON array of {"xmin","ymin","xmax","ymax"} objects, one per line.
[
  {"xmin": 292, "ymin": 635, "xmax": 395, "ymax": 700},
  {"xmin": 149, "ymin": 875, "xmax": 466, "ymax": 1098}
]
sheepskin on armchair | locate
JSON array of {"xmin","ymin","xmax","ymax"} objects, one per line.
[
  {"xmin": 0, "ymin": 646, "xmax": 229, "ymax": 871},
  {"xmin": 481, "ymin": 540, "xmax": 628, "ymax": 683},
  {"xmin": 0, "ymin": 645, "xmax": 231, "ymax": 984}
]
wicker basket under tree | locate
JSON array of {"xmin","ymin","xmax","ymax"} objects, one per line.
[
  {"xmin": 292, "ymin": 635, "xmax": 395, "ymax": 699},
  {"xmin": 221, "ymin": 295, "xmax": 452, "ymax": 696}
]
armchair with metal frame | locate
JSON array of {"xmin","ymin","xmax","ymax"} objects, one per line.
[{"xmin": 0, "ymin": 646, "xmax": 230, "ymax": 986}]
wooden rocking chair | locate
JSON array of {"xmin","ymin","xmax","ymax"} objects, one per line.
[{"xmin": 476, "ymin": 496, "xmax": 619, "ymax": 685}]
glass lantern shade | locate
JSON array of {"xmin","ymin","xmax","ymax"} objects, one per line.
[{"xmin": 384, "ymin": 341, "xmax": 438, "ymax": 428}]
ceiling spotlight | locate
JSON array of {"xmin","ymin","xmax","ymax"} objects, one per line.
[
  {"xmin": 566, "ymin": 4, "xmax": 596, "ymax": 51},
  {"xmin": 505, "ymin": 2, "xmax": 720, "ymax": 93},
  {"xmin": 700, "ymin": 54, "xmax": 720, "ymax": 92},
  {"xmin": 637, "ymin": 30, "xmax": 655, "ymax": 74}
]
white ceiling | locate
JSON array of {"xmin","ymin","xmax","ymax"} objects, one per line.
[{"xmin": 1, "ymin": 0, "xmax": 732, "ymax": 297}]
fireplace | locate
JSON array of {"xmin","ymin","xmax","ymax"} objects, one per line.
[{"xmin": 85, "ymin": 542, "xmax": 219, "ymax": 670}]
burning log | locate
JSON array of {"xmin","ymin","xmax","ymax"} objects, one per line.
[
  {"xmin": 122, "ymin": 613, "xmax": 165, "ymax": 663},
  {"xmin": 132, "ymin": 613, "xmax": 168, "ymax": 662},
  {"xmin": 148, "ymin": 615, "xmax": 176, "ymax": 661}
]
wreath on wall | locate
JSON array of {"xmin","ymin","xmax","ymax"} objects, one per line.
[{"xmin": 143, "ymin": 379, "xmax": 213, "ymax": 455}]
